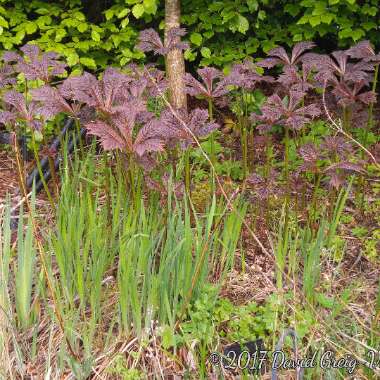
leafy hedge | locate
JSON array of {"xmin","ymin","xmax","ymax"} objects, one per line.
[{"xmin": 0, "ymin": 0, "xmax": 379, "ymax": 70}]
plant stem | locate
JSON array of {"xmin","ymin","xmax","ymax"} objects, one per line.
[
  {"xmin": 208, "ymin": 98, "xmax": 216, "ymax": 195},
  {"xmin": 360, "ymin": 64, "xmax": 379, "ymax": 211},
  {"xmin": 74, "ymin": 117, "xmax": 84, "ymax": 154},
  {"xmin": 184, "ymin": 148, "xmax": 191, "ymax": 196},
  {"xmin": 284, "ymin": 125, "xmax": 290, "ymax": 207},
  {"xmin": 241, "ymin": 89, "xmax": 250, "ymax": 178},
  {"xmin": 208, "ymin": 98, "xmax": 215, "ymax": 165},
  {"xmin": 13, "ymin": 134, "xmax": 29, "ymax": 211},
  {"xmin": 128, "ymin": 155, "xmax": 136, "ymax": 208},
  {"xmin": 242, "ymin": 116, "xmax": 248, "ymax": 179},
  {"xmin": 364, "ymin": 64, "xmax": 379, "ymax": 147},
  {"xmin": 283, "ymin": 126, "xmax": 291, "ymax": 255},
  {"xmin": 48, "ymin": 155, "xmax": 59, "ymax": 199},
  {"xmin": 31, "ymin": 133, "xmax": 55, "ymax": 209},
  {"xmin": 342, "ymin": 106, "xmax": 351, "ymax": 132},
  {"xmin": 310, "ymin": 173, "xmax": 321, "ymax": 228}
]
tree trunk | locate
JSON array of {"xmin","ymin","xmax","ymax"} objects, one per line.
[{"xmin": 165, "ymin": 0, "xmax": 187, "ymax": 110}]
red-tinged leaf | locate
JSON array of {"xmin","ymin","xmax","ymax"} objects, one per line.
[
  {"xmin": 325, "ymin": 161, "xmax": 365, "ymax": 174},
  {"xmin": 0, "ymin": 111, "xmax": 15, "ymax": 125},
  {"xmin": 268, "ymin": 46, "xmax": 289, "ymax": 63},
  {"xmin": 134, "ymin": 138, "xmax": 165, "ymax": 156},
  {"xmin": 85, "ymin": 120, "xmax": 126, "ymax": 150},
  {"xmin": 166, "ymin": 27, "xmax": 189, "ymax": 52},
  {"xmin": 347, "ymin": 40, "xmax": 375, "ymax": 59},
  {"xmin": 256, "ymin": 57, "xmax": 282, "ymax": 68},
  {"xmin": 0, "ymin": 64, "xmax": 16, "ymax": 88},
  {"xmin": 328, "ymin": 172, "xmax": 345, "ymax": 190},
  {"xmin": 321, "ymin": 136, "xmax": 353, "ymax": 159},
  {"xmin": 357, "ymin": 90, "xmax": 376, "ymax": 104},
  {"xmin": 291, "ymin": 42, "xmax": 315, "ymax": 63},
  {"xmin": 13, "ymin": 44, "xmax": 67, "ymax": 82},
  {"xmin": 137, "ymin": 28, "xmax": 167, "ymax": 55},
  {"xmin": 299, "ymin": 143, "xmax": 319, "ymax": 162},
  {"xmin": 31, "ymin": 85, "xmax": 75, "ymax": 118}
]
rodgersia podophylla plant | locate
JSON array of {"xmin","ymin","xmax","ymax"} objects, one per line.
[
  {"xmin": 257, "ymin": 41, "xmax": 315, "ymax": 70},
  {"xmin": 224, "ymin": 60, "xmax": 274, "ymax": 178},
  {"xmin": 0, "ymin": 63, "xmax": 16, "ymax": 90},
  {"xmin": 250, "ymin": 89, "xmax": 320, "ymax": 200},
  {"xmin": 184, "ymin": 67, "xmax": 229, "ymax": 166},
  {"xmin": 0, "ymin": 44, "xmax": 69, "ymax": 205},
  {"xmin": 137, "ymin": 27, "xmax": 189, "ymax": 56},
  {"xmin": 0, "ymin": 90, "xmax": 42, "ymax": 131},
  {"xmin": 3, "ymin": 44, "xmax": 67, "ymax": 84},
  {"xmin": 303, "ymin": 41, "xmax": 378, "ymax": 131}
]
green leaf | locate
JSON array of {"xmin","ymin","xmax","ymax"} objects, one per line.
[
  {"xmin": 161, "ymin": 325, "xmax": 175, "ymax": 350},
  {"xmin": 91, "ymin": 30, "xmax": 100, "ymax": 42},
  {"xmin": 190, "ymin": 32, "xmax": 202, "ymax": 46},
  {"xmin": 316, "ymin": 293, "xmax": 334, "ymax": 309},
  {"xmin": 34, "ymin": 130, "xmax": 43, "ymax": 142},
  {"xmin": 55, "ymin": 28, "xmax": 66, "ymax": 42},
  {"xmin": 338, "ymin": 28, "xmax": 352, "ymax": 39},
  {"xmin": 320, "ymin": 13, "xmax": 334, "ymax": 24},
  {"xmin": 73, "ymin": 11, "xmax": 85, "ymax": 21},
  {"xmin": 362, "ymin": 21, "xmax": 376, "ymax": 31},
  {"xmin": 104, "ymin": 9, "xmax": 114, "ymax": 20},
  {"xmin": 351, "ymin": 28, "xmax": 364, "ymax": 41},
  {"xmin": 66, "ymin": 52, "xmax": 79, "ymax": 66},
  {"xmin": 0, "ymin": 15, "xmax": 8, "ymax": 28},
  {"xmin": 203, "ymin": 31, "xmax": 214, "ymax": 39},
  {"xmin": 121, "ymin": 17, "xmax": 129, "ymax": 28},
  {"xmin": 297, "ymin": 15, "xmax": 309, "ymax": 25},
  {"xmin": 284, "ymin": 4, "xmax": 300, "ymax": 16},
  {"xmin": 236, "ymin": 14, "xmax": 249, "ymax": 34},
  {"xmin": 184, "ymin": 49, "xmax": 197, "ymax": 61},
  {"xmin": 258, "ymin": 10, "xmax": 266, "ymax": 20},
  {"xmin": 36, "ymin": 15, "xmax": 52, "ymax": 27},
  {"xmin": 309, "ymin": 15, "xmax": 321, "ymax": 27},
  {"xmin": 143, "ymin": 0, "xmax": 157, "ymax": 14},
  {"xmin": 118, "ymin": 8, "xmax": 130, "ymax": 19},
  {"xmin": 200, "ymin": 47, "xmax": 211, "ymax": 58},
  {"xmin": 79, "ymin": 57, "xmax": 96, "ymax": 69},
  {"xmin": 25, "ymin": 22, "xmax": 37, "ymax": 34},
  {"xmin": 132, "ymin": 4, "xmax": 145, "ymax": 19},
  {"xmin": 77, "ymin": 23, "xmax": 88, "ymax": 33},
  {"xmin": 247, "ymin": 0, "xmax": 258, "ymax": 11}
]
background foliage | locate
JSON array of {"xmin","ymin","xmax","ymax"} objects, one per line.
[{"xmin": 0, "ymin": 0, "xmax": 379, "ymax": 68}]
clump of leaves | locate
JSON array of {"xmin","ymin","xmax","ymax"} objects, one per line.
[
  {"xmin": 3, "ymin": 44, "xmax": 66, "ymax": 83},
  {"xmin": 226, "ymin": 59, "xmax": 273, "ymax": 91},
  {"xmin": 0, "ymin": 63, "xmax": 16, "ymax": 89},
  {"xmin": 277, "ymin": 63, "xmax": 314, "ymax": 93},
  {"xmin": 146, "ymin": 172, "xmax": 184, "ymax": 201},
  {"xmin": 160, "ymin": 107, "xmax": 219, "ymax": 149},
  {"xmin": 184, "ymin": 67, "xmax": 230, "ymax": 107},
  {"xmin": 304, "ymin": 42, "xmax": 378, "ymax": 130},
  {"xmin": 31, "ymin": 85, "xmax": 81, "ymax": 119},
  {"xmin": 297, "ymin": 138, "xmax": 364, "ymax": 191},
  {"xmin": 247, "ymin": 169, "xmax": 281, "ymax": 201},
  {"xmin": 250, "ymin": 90, "xmax": 320, "ymax": 132},
  {"xmin": 257, "ymin": 41, "xmax": 315, "ymax": 69},
  {"xmin": 137, "ymin": 27, "xmax": 189, "ymax": 56},
  {"xmin": 0, "ymin": 90, "xmax": 42, "ymax": 130}
]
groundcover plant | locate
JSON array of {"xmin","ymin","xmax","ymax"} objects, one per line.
[{"xmin": 0, "ymin": 26, "xmax": 379, "ymax": 379}]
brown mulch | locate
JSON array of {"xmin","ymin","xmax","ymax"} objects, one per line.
[{"xmin": 0, "ymin": 149, "xmax": 18, "ymax": 204}]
